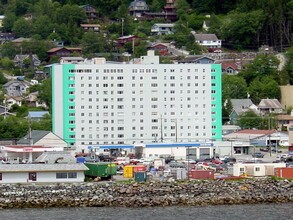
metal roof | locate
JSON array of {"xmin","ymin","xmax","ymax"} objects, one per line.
[{"xmin": 0, "ymin": 163, "xmax": 88, "ymax": 172}]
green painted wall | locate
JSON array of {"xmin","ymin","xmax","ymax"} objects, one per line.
[
  {"xmin": 62, "ymin": 64, "xmax": 76, "ymax": 144},
  {"xmin": 211, "ymin": 64, "xmax": 222, "ymax": 141}
]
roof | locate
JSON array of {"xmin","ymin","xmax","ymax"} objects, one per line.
[
  {"xmin": 277, "ymin": 114, "xmax": 293, "ymax": 121},
  {"xmin": 17, "ymin": 130, "xmax": 51, "ymax": 145},
  {"xmin": 193, "ymin": 33, "xmax": 219, "ymax": 41},
  {"xmin": 179, "ymin": 55, "xmax": 215, "ymax": 63},
  {"xmin": 152, "ymin": 23, "xmax": 174, "ymax": 28},
  {"xmin": 223, "ymin": 129, "xmax": 276, "ymax": 141},
  {"xmin": 221, "ymin": 62, "xmax": 240, "ymax": 70},
  {"xmin": 3, "ymin": 80, "xmax": 31, "ymax": 88},
  {"xmin": 47, "ymin": 47, "xmax": 82, "ymax": 53},
  {"xmin": 36, "ymin": 151, "xmax": 76, "ymax": 164},
  {"xmin": 80, "ymin": 24, "xmax": 100, "ymax": 27},
  {"xmin": 258, "ymin": 99, "xmax": 283, "ymax": 109},
  {"xmin": 0, "ymin": 163, "xmax": 88, "ymax": 172},
  {"xmin": 28, "ymin": 111, "xmax": 49, "ymax": 118},
  {"xmin": 118, "ymin": 35, "xmax": 138, "ymax": 40},
  {"xmin": 231, "ymin": 99, "xmax": 254, "ymax": 115}
]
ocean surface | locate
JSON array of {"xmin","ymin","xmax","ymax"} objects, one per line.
[{"xmin": 0, "ymin": 203, "xmax": 292, "ymax": 220}]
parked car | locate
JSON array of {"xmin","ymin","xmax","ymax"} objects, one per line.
[
  {"xmin": 260, "ymin": 148, "xmax": 269, "ymax": 152},
  {"xmin": 252, "ymin": 152, "xmax": 265, "ymax": 158}
]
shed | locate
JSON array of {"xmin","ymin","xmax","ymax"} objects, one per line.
[{"xmin": 0, "ymin": 163, "xmax": 88, "ymax": 183}]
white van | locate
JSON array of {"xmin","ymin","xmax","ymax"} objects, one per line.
[{"xmin": 116, "ymin": 157, "xmax": 130, "ymax": 165}]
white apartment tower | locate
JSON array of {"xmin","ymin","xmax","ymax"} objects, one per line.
[{"xmin": 50, "ymin": 51, "xmax": 222, "ymax": 152}]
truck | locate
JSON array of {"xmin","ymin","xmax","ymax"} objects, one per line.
[{"xmin": 84, "ymin": 162, "xmax": 117, "ymax": 180}]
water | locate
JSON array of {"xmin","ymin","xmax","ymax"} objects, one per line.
[{"xmin": 0, "ymin": 203, "xmax": 292, "ymax": 220}]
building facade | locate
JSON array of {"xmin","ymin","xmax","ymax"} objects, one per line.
[{"xmin": 50, "ymin": 51, "xmax": 222, "ymax": 152}]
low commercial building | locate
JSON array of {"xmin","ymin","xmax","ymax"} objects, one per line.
[{"xmin": 0, "ymin": 163, "xmax": 88, "ymax": 183}]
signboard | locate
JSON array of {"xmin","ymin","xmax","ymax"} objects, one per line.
[{"xmin": 23, "ymin": 148, "xmax": 33, "ymax": 152}]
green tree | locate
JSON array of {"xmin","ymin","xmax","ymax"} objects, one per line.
[
  {"xmin": 0, "ymin": 116, "xmax": 29, "ymax": 139},
  {"xmin": 81, "ymin": 31, "xmax": 106, "ymax": 55},
  {"xmin": 0, "ymin": 57, "xmax": 15, "ymax": 70},
  {"xmin": 248, "ymin": 76, "xmax": 281, "ymax": 104},
  {"xmin": 222, "ymin": 74, "xmax": 248, "ymax": 101},
  {"xmin": 223, "ymin": 98, "xmax": 233, "ymax": 125},
  {"xmin": 31, "ymin": 114, "xmax": 52, "ymax": 131},
  {"xmin": 220, "ymin": 10, "xmax": 265, "ymax": 49},
  {"xmin": 239, "ymin": 54, "xmax": 280, "ymax": 85},
  {"xmin": 12, "ymin": 17, "xmax": 32, "ymax": 37},
  {"xmin": 38, "ymin": 78, "xmax": 52, "ymax": 111},
  {"xmin": 2, "ymin": 12, "xmax": 17, "ymax": 32},
  {"xmin": 0, "ymin": 42, "xmax": 17, "ymax": 59},
  {"xmin": 32, "ymin": 15, "xmax": 54, "ymax": 39},
  {"xmin": 237, "ymin": 110, "xmax": 263, "ymax": 129}
]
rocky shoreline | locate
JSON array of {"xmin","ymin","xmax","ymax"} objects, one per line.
[{"xmin": 0, "ymin": 178, "xmax": 293, "ymax": 209}]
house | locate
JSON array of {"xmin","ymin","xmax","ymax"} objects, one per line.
[
  {"xmin": 129, "ymin": 0, "xmax": 149, "ymax": 17},
  {"xmin": 151, "ymin": 23, "xmax": 174, "ymax": 35},
  {"xmin": 60, "ymin": 57, "xmax": 85, "ymax": 64},
  {"xmin": 258, "ymin": 99, "xmax": 283, "ymax": 115},
  {"xmin": 3, "ymin": 80, "xmax": 31, "ymax": 97},
  {"xmin": 11, "ymin": 37, "xmax": 31, "ymax": 46},
  {"xmin": 229, "ymin": 99, "xmax": 257, "ymax": 125},
  {"xmin": 220, "ymin": 61, "xmax": 240, "ymax": 74},
  {"xmin": 164, "ymin": 0, "xmax": 176, "ymax": 13},
  {"xmin": 47, "ymin": 47, "xmax": 82, "ymax": 61},
  {"xmin": 0, "ymin": 32, "xmax": 15, "ymax": 44},
  {"xmin": 14, "ymin": 54, "xmax": 41, "ymax": 68},
  {"xmin": 17, "ymin": 130, "xmax": 68, "ymax": 149},
  {"xmin": 191, "ymin": 32, "xmax": 221, "ymax": 48},
  {"xmin": 0, "ymin": 163, "xmax": 88, "ymax": 183},
  {"xmin": 25, "ymin": 92, "xmax": 48, "ymax": 109},
  {"xmin": 23, "ymin": 13, "xmax": 33, "ymax": 20},
  {"xmin": 117, "ymin": 35, "xmax": 139, "ymax": 47},
  {"xmin": 142, "ymin": 0, "xmax": 177, "ymax": 21},
  {"xmin": 178, "ymin": 55, "xmax": 215, "ymax": 64},
  {"xmin": 80, "ymin": 5, "xmax": 98, "ymax": 21},
  {"xmin": 80, "ymin": 24, "xmax": 100, "ymax": 33},
  {"xmin": 277, "ymin": 113, "xmax": 293, "ymax": 131},
  {"xmin": 27, "ymin": 111, "xmax": 49, "ymax": 121},
  {"xmin": 4, "ymin": 96, "xmax": 23, "ymax": 109},
  {"xmin": 147, "ymin": 42, "xmax": 170, "ymax": 56}
]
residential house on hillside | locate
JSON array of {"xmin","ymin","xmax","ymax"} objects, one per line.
[
  {"xmin": 80, "ymin": 5, "xmax": 98, "ymax": 21},
  {"xmin": 4, "ymin": 96, "xmax": 23, "ymax": 109},
  {"xmin": 47, "ymin": 47, "xmax": 82, "ymax": 61},
  {"xmin": 164, "ymin": 0, "xmax": 176, "ymax": 13},
  {"xmin": 14, "ymin": 54, "xmax": 41, "ymax": 68},
  {"xmin": 147, "ymin": 42, "xmax": 170, "ymax": 56},
  {"xmin": 27, "ymin": 111, "xmax": 49, "ymax": 121},
  {"xmin": 17, "ymin": 130, "xmax": 67, "ymax": 148},
  {"xmin": 191, "ymin": 32, "xmax": 221, "ymax": 48},
  {"xmin": 117, "ymin": 35, "xmax": 139, "ymax": 47},
  {"xmin": 25, "ymin": 92, "xmax": 47, "ymax": 108},
  {"xmin": 258, "ymin": 99, "xmax": 283, "ymax": 115},
  {"xmin": 276, "ymin": 112, "xmax": 293, "ymax": 131},
  {"xmin": 178, "ymin": 55, "xmax": 215, "ymax": 64},
  {"xmin": 220, "ymin": 61, "xmax": 240, "ymax": 74},
  {"xmin": 80, "ymin": 24, "xmax": 100, "ymax": 33},
  {"xmin": 23, "ymin": 13, "xmax": 33, "ymax": 20},
  {"xmin": 0, "ymin": 32, "xmax": 15, "ymax": 44},
  {"xmin": 129, "ymin": 0, "xmax": 149, "ymax": 17},
  {"xmin": 229, "ymin": 99, "xmax": 257, "ymax": 125},
  {"xmin": 11, "ymin": 37, "xmax": 31, "ymax": 46},
  {"xmin": 3, "ymin": 80, "xmax": 30, "ymax": 97},
  {"xmin": 151, "ymin": 23, "xmax": 174, "ymax": 35}
]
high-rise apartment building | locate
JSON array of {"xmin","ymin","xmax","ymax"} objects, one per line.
[{"xmin": 50, "ymin": 51, "xmax": 222, "ymax": 152}]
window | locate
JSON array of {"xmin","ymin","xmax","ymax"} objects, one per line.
[
  {"xmin": 240, "ymin": 168, "xmax": 245, "ymax": 172},
  {"xmin": 68, "ymin": 172, "xmax": 77, "ymax": 178},
  {"xmin": 28, "ymin": 172, "xmax": 37, "ymax": 181},
  {"xmin": 255, "ymin": 167, "xmax": 260, "ymax": 171},
  {"xmin": 56, "ymin": 173, "xmax": 68, "ymax": 179}
]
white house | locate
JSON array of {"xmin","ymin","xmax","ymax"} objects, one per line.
[
  {"xmin": 191, "ymin": 32, "xmax": 221, "ymax": 48},
  {"xmin": 0, "ymin": 164, "xmax": 88, "ymax": 183},
  {"xmin": 151, "ymin": 23, "xmax": 174, "ymax": 35}
]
